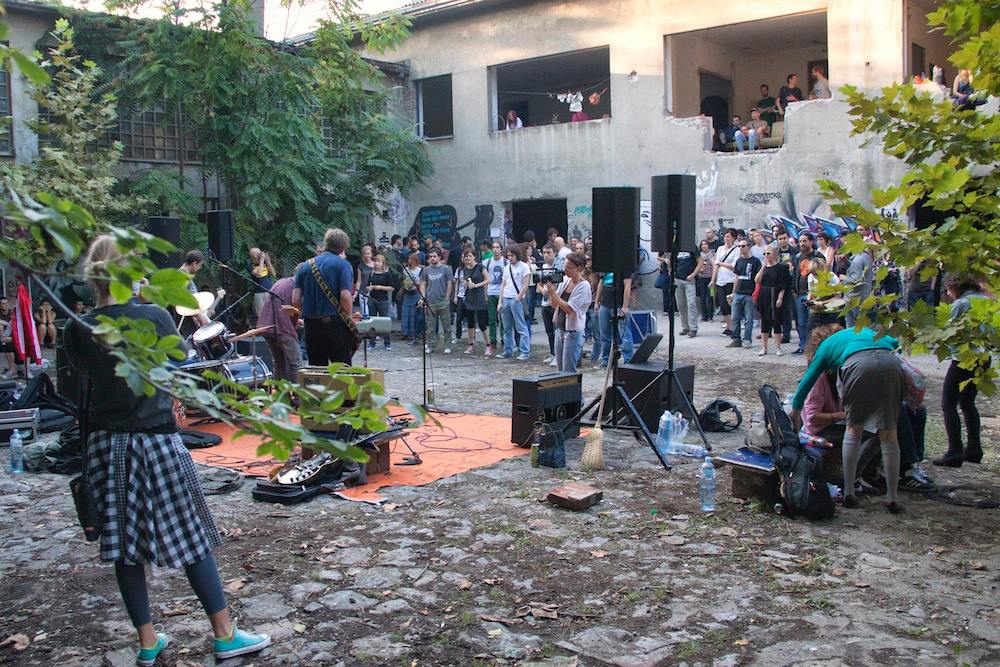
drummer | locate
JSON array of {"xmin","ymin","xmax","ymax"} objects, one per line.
[{"xmin": 178, "ymin": 250, "xmax": 209, "ymax": 334}]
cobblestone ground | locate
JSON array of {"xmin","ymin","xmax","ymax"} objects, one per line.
[{"xmin": 0, "ymin": 316, "xmax": 997, "ymax": 666}]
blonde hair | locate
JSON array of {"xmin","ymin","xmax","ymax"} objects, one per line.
[
  {"xmin": 810, "ymin": 256, "xmax": 828, "ymax": 275},
  {"xmin": 84, "ymin": 234, "xmax": 127, "ymax": 299},
  {"xmin": 374, "ymin": 253, "xmax": 387, "ymax": 271}
]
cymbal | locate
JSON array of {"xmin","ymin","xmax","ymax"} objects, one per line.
[
  {"xmin": 229, "ymin": 325, "xmax": 274, "ymax": 342},
  {"xmin": 176, "ymin": 291, "xmax": 217, "ymax": 317}
]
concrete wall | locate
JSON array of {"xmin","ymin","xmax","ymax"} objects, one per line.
[
  {"xmin": 360, "ymin": 0, "xmax": 910, "ymax": 263},
  {"xmin": 6, "ymin": 11, "xmax": 51, "ymax": 163}
]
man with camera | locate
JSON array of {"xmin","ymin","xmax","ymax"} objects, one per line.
[{"xmin": 539, "ymin": 244, "xmax": 561, "ymax": 365}]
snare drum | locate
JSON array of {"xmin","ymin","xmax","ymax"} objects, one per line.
[
  {"xmin": 191, "ymin": 321, "xmax": 233, "ymax": 360},
  {"xmin": 221, "ymin": 355, "xmax": 272, "ymax": 389}
]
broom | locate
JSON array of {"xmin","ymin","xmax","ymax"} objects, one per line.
[{"xmin": 581, "ymin": 343, "xmax": 616, "ymax": 471}]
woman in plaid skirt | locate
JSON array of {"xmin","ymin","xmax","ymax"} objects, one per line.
[{"xmin": 64, "ymin": 236, "xmax": 270, "ymax": 665}]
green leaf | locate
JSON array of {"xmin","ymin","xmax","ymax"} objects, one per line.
[{"xmin": 10, "ymin": 50, "xmax": 49, "ymax": 84}]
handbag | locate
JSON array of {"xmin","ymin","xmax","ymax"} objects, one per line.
[
  {"xmin": 69, "ymin": 375, "xmax": 100, "ymax": 542},
  {"xmin": 308, "ymin": 258, "xmax": 361, "ymax": 354},
  {"xmin": 654, "ymin": 269, "xmax": 668, "ymax": 290},
  {"xmin": 536, "ymin": 423, "xmax": 566, "ymax": 468}
]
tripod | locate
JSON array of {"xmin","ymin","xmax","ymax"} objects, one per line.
[{"xmin": 564, "ymin": 273, "xmax": 672, "ymax": 471}]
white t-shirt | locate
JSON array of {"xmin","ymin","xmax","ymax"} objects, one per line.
[
  {"xmin": 501, "ymin": 261, "xmax": 532, "ymax": 299},
  {"xmin": 486, "ymin": 257, "xmax": 506, "ymax": 297},
  {"xmin": 555, "ymin": 246, "xmax": 571, "ymax": 271},
  {"xmin": 554, "ymin": 277, "xmax": 593, "ymax": 332},
  {"xmin": 714, "ymin": 245, "xmax": 739, "ymax": 286}
]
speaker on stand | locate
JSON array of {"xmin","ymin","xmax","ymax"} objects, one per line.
[
  {"xmin": 147, "ymin": 216, "xmax": 181, "ymax": 270},
  {"xmin": 204, "ymin": 209, "xmax": 235, "ymax": 262}
]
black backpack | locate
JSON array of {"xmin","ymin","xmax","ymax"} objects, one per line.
[
  {"xmin": 758, "ymin": 385, "xmax": 834, "ymax": 520},
  {"xmin": 698, "ymin": 398, "xmax": 743, "ymax": 432}
]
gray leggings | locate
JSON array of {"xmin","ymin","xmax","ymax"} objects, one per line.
[{"xmin": 115, "ymin": 552, "xmax": 226, "ymax": 627}]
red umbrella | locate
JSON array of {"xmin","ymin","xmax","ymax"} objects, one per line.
[{"xmin": 11, "ymin": 283, "xmax": 41, "ymax": 365}]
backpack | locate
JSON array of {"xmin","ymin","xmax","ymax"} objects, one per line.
[
  {"xmin": 698, "ymin": 398, "xmax": 743, "ymax": 432},
  {"xmin": 758, "ymin": 385, "xmax": 834, "ymax": 520}
]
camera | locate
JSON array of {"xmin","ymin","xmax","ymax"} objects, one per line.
[{"xmin": 538, "ymin": 268, "xmax": 565, "ymax": 285}]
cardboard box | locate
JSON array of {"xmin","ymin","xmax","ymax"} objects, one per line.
[
  {"xmin": 364, "ymin": 440, "xmax": 391, "ymax": 476},
  {"xmin": 0, "ymin": 408, "xmax": 40, "ymax": 445},
  {"xmin": 297, "ymin": 366, "xmax": 385, "ymax": 432}
]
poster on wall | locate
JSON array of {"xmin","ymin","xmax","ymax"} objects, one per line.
[
  {"xmin": 637, "ymin": 200, "xmax": 658, "ymax": 277},
  {"xmin": 409, "ymin": 205, "xmax": 459, "ymax": 248}
]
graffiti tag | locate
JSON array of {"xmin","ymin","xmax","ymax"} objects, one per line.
[{"xmin": 739, "ymin": 192, "xmax": 782, "ymax": 205}]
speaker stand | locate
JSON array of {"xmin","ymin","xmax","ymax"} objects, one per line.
[{"xmin": 563, "ymin": 277, "xmax": 671, "ymax": 472}]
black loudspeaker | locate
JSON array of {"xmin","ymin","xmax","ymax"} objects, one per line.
[
  {"xmin": 591, "ymin": 187, "xmax": 640, "ymax": 274},
  {"xmin": 511, "ymin": 372, "xmax": 582, "ymax": 445},
  {"xmin": 205, "ymin": 209, "xmax": 235, "ymax": 262},
  {"xmin": 236, "ymin": 336, "xmax": 274, "ymax": 370},
  {"xmin": 56, "ymin": 331, "xmax": 81, "ymax": 408},
  {"xmin": 651, "ymin": 174, "xmax": 696, "ymax": 253},
  {"xmin": 147, "ymin": 216, "xmax": 181, "ymax": 269},
  {"xmin": 613, "ymin": 361, "xmax": 696, "ymax": 431}
]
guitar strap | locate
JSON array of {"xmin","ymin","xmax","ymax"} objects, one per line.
[{"xmin": 308, "ymin": 258, "xmax": 361, "ymax": 353}]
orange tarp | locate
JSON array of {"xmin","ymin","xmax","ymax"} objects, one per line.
[{"xmin": 186, "ymin": 412, "xmax": 528, "ymax": 503}]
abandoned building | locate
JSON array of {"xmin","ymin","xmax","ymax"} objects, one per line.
[{"xmin": 332, "ymin": 0, "xmax": 963, "ymax": 263}]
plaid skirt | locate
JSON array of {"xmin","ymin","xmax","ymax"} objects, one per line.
[{"xmin": 86, "ymin": 430, "xmax": 222, "ymax": 568}]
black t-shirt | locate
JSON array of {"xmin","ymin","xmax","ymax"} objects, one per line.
[
  {"xmin": 461, "ymin": 263, "xmax": 487, "ymax": 310},
  {"xmin": 64, "ymin": 302, "xmax": 188, "ymax": 433},
  {"xmin": 760, "ymin": 263, "xmax": 791, "ymax": 294},
  {"xmin": 674, "ymin": 248, "xmax": 701, "ymax": 279},
  {"xmin": 792, "ymin": 251, "xmax": 819, "ymax": 294},
  {"xmin": 707, "ymin": 238, "xmax": 723, "ymax": 252},
  {"xmin": 779, "ymin": 86, "xmax": 803, "ymax": 109},
  {"xmin": 733, "ymin": 256, "xmax": 762, "ymax": 295},
  {"xmin": 368, "ymin": 270, "xmax": 394, "ymax": 302}
]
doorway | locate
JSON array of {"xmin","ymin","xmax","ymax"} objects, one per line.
[
  {"xmin": 699, "ymin": 72, "xmax": 731, "ymax": 150},
  {"xmin": 511, "ymin": 198, "xmax": 568, "ymax": 243}
]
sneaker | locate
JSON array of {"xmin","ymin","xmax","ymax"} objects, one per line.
[
  {"xmin": 688, "ymin": 331, "xmax": 697, "ymax": 338},
  {"xmin": 214, "ymin": 628, "xmax": 271, "ymax": 660},
  {"xmin": 485, "ymin": 344, "xmax": 495, "ymax": 357},
  {"xmin": 516, "ymin": 354, "xmax": 530, "ymax": 361},
  {"xmin": 409, "ymin": 338, "xmax": 418, "ymax": 346},
  {"xmin": 720, "ymin": 329, "xmax": 732, "ymax": 337},
  {"xmin": 464, "ymin": 345, "xmax": 474, "ymax": 355},
  {"xmin": 543, "ymin": 354, "xmax": 555, "ymax": 364},
  {"xmin": 549, "ymin": 358, "xmax": 558, "ymax": 367},
  {"xmin": 424, "ymin": 345, "xmax": 432, "ymax": 354},
  {"xmin": 444, "ymin": 347, "xmax": 452, "ymax": 354},
  {"xmin": 496, "ymin": 352, "xmax": 513, "ymax": 359},
  {"xmin": 137, "ymin": 633, "xmax": 169, "ymax": 667},
  {"xmin": 774, "ymin": 349, "xmax": 783, "ymax": 357},
  {"xmin": 900, "ymin": 469, "xmax": 937, "ymax": 493},
  {"xmin": 384, "ymin": 343, "xmax": 391, "ymax": 351},
  {"xmin": 757, "ymin": 348, "xmax": 768, "ymax": 356},
  {"xmin": 726, "ymin": 339, "xmax": 742, "ymax": 348},
  {"xmin": 791, "ymin": 348, "xmax": 804, "ymax": 355},
  {"xmin": 679, "ymin": 329, "xmax": 690, "ymax": 336}
]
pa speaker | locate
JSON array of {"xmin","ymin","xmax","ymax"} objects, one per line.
[
  {"xmin": 615, "ymin": 360, "xmax": 696, "ymax": 431},
  {"xmin": 205, "ymin": 209, "xmax": 235, "ymax": 262},
  {"xmin": 591, "ymin": 187, "xmax": 640, "ymax": 274},
  {"xmin": 651, "ymin": 174, "xmax": 696, "ymax": 253},
  {"xmin": 147, "ymin": 216, "xmax": 181, "ymax": 269}
]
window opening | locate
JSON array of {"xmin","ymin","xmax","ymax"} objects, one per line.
[
  {"xmin": 416, "ymin": 74, "xmax": 453, "ymax": 139},
  {"xmin": 489, "ymin": 46, "xmax": 610, "ymax": 131}
]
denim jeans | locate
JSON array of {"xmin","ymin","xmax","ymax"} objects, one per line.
[
  {"xmin": 731, "ymin": 293, "xmax": 755, "ymax": 343},
  {"xmin": 675, "ymin": 279, "xmax": 698, "ymax": 333},
  {"xmin": 734, "ymin": 129, "xmax": 757, "ymax": 152},
  {"xmin": 500, "ymin": 297, "xmax": 531, "ymax": 357},
  {"xmin": 554, "ymin": 329, "xmax": 582, "ymax": 373},
  {"xmin": 599, "ymin": 305, "xmax": 634, "ymax": 365},
  {"xmin": 794, "ymin": 294, "xmax": 811, "ymax": 351}
]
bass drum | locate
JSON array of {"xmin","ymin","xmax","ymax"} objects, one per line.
[
  {"xmin": 191, "ymin": 321, "xmax": 233, "ymax": 361},
  {"xmin": 221, "ymin": 355, "xmax": 272, "ymax": 390}
]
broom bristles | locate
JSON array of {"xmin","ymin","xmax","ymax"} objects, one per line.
[{"xmin": 581, "ymin": 426, "xmax": 605, "ymax": 470}]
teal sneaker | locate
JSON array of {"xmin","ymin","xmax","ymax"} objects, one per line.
[
  {"xmin": 214, "ymin": 628, "xmax": 271, "ymax": 660},
  {"xmin": 136, "ymin": 633, "xmax": 169, "ymax": 667}
]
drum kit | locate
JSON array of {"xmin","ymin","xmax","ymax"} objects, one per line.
[{"xmin": 175, "ymin": 291, "xmax": 274, "ymax": 403}]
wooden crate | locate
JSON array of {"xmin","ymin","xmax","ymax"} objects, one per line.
[{"xmin": 730, "ymin": 466, "xmax": 781, "ymax": 506}]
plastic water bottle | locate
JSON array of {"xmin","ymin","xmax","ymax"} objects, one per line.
[
  {"xmin": 656, "ymin": 410, "xmax": 675, "ymax": 447},
  {"xmin": 783, "ymin": 394, "xmax": 795, "ymax": 418},
  {"xmin": 666, "ymin": 441, "xmax": 709, "ymax": 459},
  {"xmin": 699, "ymin": 457, "xmax": 716, "ymax": 512},
  {"xmin": 9, "ymin": 429, "xmax": 24, "ymax": 475}
]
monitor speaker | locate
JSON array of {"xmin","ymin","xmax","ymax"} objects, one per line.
[
  {"xmin": 613, "ymin": 360, "xmax": 696, "ymax": 432},
  {"xmin": 205, "ymin": 209, "xmax": 235, "ymax": 262},
  {"xmin": 591, "ymin": 187, "xmax": 640, "ymax": 274},
  {"xmin": 651, "ymin": 174, "xmax": 696, "ymax": 253},
  {"xmin": 147, "ymin": 216, "xmax": 181, "ymax": 269},
  {"xmin": 511, "ymin": 372, "xmax": 582, "ymax": 446}
]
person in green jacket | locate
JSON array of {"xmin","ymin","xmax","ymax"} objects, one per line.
[{"xmin": 790, "ymin": 327, "xmax": 904, "ymax": 514}]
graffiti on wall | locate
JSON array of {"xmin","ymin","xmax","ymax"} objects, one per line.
[{"xmin": 764, "ymin": 188, "xmax": 887, "ymax": 246}]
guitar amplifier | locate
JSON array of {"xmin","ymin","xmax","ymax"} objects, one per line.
[
  {"xmin": 235, "ymin": 336, "xmax": 274, "ymax": 370},
  {"xmin": 614, "ymin": 361, "xmax": 696, "ymax": 432},
  {"xmin": 511, "ymin": 372, "xmax": 582, "ymax": 446}
]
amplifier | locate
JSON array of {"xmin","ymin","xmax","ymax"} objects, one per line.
[
  {"xmin": 236, "ymin": 336, "xmax": 274, "ymax": 370},
  {"xmin": 511, "ymin": 372, "xmax": 582, "ymax": 446},
  {"xmin": 613, "ymin": 361, "xmax": 695, "ymax": 432}
]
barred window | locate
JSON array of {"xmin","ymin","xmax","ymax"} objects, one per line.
[{"xmin": 118, "ymin": 105, "xmax": 199, "ymax": 163}]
